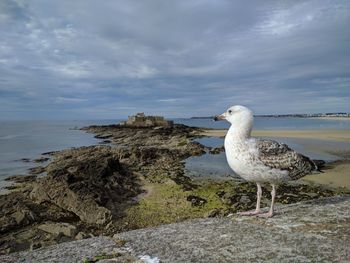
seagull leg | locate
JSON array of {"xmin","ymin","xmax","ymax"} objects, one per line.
[
  {"xmin": 258, "ymin": 184, "xmax": 276, "ymax": 218},
  {"xmin": 238, "ymin": 183, "xmax": 262, "ymax": 216}
]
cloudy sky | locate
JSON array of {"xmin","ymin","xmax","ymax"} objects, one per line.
[{"xmin": 0, "ymin": 0, "xmax": 349, "ymax": 119}]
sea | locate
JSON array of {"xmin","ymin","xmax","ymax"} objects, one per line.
[{"xmin": 1, "ymin": 117, "xmax": 350, "ymax": 187}]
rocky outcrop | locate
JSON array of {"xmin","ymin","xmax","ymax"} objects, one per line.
[
  {"xmin": 0, "ymin": 191, "xmax": 78, "ymax": 254},
  {"xmin": 2, "ymin": 196, "xmax": 349, "ymax": 263},
  {"xmin": 30, "ymin": 146, "xmax": 140, "ymax": 225},
  {"xmin": 37, "ymin": 222, "xmax": 77, "ymax": 238},
  {"xmin": 33, "ymin": 157, "xmax": 50, "ymax": 163},
  {"xmin": 0, "ymin": 125, "xmax": 202, "ymax": 254},
  {"xmin": 1, "ymin": 144, "xmax": 143, "ymax": 254},
  {"xmin": 83, "ymin": 124, "xmax": 202, "ymax": 149}
]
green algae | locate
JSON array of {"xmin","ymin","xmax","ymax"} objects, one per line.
[{"xmin": 116, "ymin": 175, "xmax": 348, "ymax": 232}]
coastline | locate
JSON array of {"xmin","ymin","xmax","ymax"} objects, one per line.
[{"xmin": 0, "ymin": 124, "xmax": 349, "ymax": 255}]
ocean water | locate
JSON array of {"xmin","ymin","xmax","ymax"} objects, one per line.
[
  {"xmin": 0, "ymin": 120, "xmax": 117, "ymax": 180},
  {"xmin": 0, "ymin": 117, "xmax": 349, "ymax": 185}
]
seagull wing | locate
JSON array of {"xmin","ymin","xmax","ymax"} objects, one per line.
[{"xmin": 256, "ymin": 139, "xmax": 317, "ymax": 180}]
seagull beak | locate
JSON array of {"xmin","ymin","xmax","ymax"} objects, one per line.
[{"xmin": 214, "ymin": 113, "xmax": 226, "ymax": 121}]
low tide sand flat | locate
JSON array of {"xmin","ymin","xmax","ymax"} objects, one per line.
[
  {"xmin": 312, "ymin": 117, "xmax": 350, "ymax": 121},
  {"xmin": 304, "ymin": 161, "xmax": 350, "ymax": 189},
  {"xmin": 199, "ymin": 129, "xmax": 350, "ymax": 142}
]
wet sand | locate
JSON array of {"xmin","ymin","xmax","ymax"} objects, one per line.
[
  {"xmin": 198, "ymin": 129, "xmax": 350, "ymax": 189},
  {"xmin": 199, "ymin": 129, "xmax": 350, "ymax": 142},
  {"xmin": 303, "ymin": 161, "xmax": 350, "ymax": 189},
  {"xmin": 312, "ymin": 117, "xmax": 350, "ymax": 121}
]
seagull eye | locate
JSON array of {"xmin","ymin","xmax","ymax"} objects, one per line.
[{"xmin": 228, "ymin": 110, "xmax": 232, "ymax": 114}]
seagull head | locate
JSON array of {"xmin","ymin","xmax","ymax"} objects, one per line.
[{"xmin": 214, "ymin": 105, "xmax": 254, "ymax": 127}]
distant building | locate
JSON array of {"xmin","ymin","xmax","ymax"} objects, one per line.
[{"xmin": 119, "ymin": 112, "xmax": 173, "ymax": 127}]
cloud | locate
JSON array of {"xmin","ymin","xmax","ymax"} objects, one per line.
[
  {"xmin": 54, "ymin": 96, "xmax": 87, "ymax": 104},
  {"xmin": 0, "ymin": 0, "xmax": 349, "ymax": 119}
]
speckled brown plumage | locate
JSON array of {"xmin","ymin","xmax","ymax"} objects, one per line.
[{"xmin": 256, "ymin": 139, "xmax": 317, "ymax": 180}]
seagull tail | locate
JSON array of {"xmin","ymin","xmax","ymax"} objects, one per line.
[{"xmin": 311, "ymin": 159, "xmax": 325, "ymax": 173}]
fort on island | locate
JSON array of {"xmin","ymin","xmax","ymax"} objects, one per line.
[{"xmin": 119, "ymin": 112, "xmax": 174, "ymax": 127}]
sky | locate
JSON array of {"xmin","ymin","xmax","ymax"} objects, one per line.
[{"xmin": 0, "ymin": 0, "xmax": 349, "ymax": 120}]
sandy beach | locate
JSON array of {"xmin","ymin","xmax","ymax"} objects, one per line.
[
  {"xmin": 199, "ymin": 129, "xmax": 350, "ymax": 142},
  {"xmin": 303, "ymin": 161, "xmax": 350, "ymax": 189},
  {"xmin": 199, "ymin": 128, "xmax": 350, "ymax": 189},
  {"xmin": 312, "ymin": 117, "xmax": 350, "ymax": 121}
]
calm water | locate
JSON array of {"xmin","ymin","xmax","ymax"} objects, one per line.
[
  {"xmin": 0, "ymin": 120, "xmax": 117, "ymax": 180},
  {"xmin": 0, "ymin": 117, "xmax": 349, "ymax": 185}
]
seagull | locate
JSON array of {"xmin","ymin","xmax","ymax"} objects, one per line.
[{"xmin": 214, "ymin": 105, "xmax": 322, "ymax": 217}]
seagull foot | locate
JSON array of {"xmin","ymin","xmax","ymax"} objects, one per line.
[
  {"xmin": 238, "ymin": 210, "xmax": 262, "ymax": 216},
  {"xmin": 256, "ymin": 211, "xmax": 274, "ymax": 218}
]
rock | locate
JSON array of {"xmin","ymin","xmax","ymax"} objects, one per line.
[
  {"xmin": 94, "ymin": 133, "xmax": 113, "ymax": 139},
  {"xmin": 99, "ymin": 140, "xmax": 112, "ymax": 144},
  {"xmin": 114, "ymin": 196, "xmax": 350, "ymax": 263},
  {"xmin": 186, "ymin": 195, "xmax": 207, "ymax": 206},
  {"xmin": 209, "ymin": 146, "xmax": 224, "ymax": 154},
  {"xmin": 12, "ymin": 211, "xmax": 27, "ymax": 225},
  {"xmin": 30, "ymin": 180, "xmax": 112, "ymax": 226},
  {"xmin": 17, "ymin": 158, "xmax": 31, "ymax": 163},
  {"xmin": 206, "ymin": 209, "xmax": 221, "ymax": 218},
  {"xmin": 11, "ymin": 206, "xmax": 35, "ymax": 225},
  {"xmin": 29, "ymin": 242, "xmax": 42, "ymax": 251},
  {"xmin": 37, "ymin": 223, "xmax": 77, "ymax": 237},
  {"xmin": 28, "ymin": 166, "xmax": 45, "ymax": 175},
  {"xmin": 0, "ymin": 197, "xmax": 37, "ymax": 236},
  {"xmin": 300, "ymin": 192, "xmax": 319, "ymax": 198},
  {"xmin": 75, "ymin": 232, "xmax": 89, "ymax": 240},
  {"xmin": 4, "ymin": 175, "xmax": 37, "ymax": 184},
  {"xmin": 215, "ymin": 190, "xmax": 225, "ymax": 198},
  {"xmin": 41, "ymin": 151, "xmax": 58, "ymax": 156},
  {"xmin": 239, "ymin": 195, "xmax": 251, "ymax": 204},
  {"xmin": 283, "ymin": 193, "xmax": 299, "ymax": 198},
  {"xmin": 112, "ymin": 235, "xmax": 127, "ymax": 247},
  {"xmin": 0, "ymin": 236, "xmax": 139, "ymax": 263},
  {"xmin": 30, "ymin": 146, "xmax": 140, "ymax": 225},
  {"xmin": 33, "ymin": 157, "xmax": 50, "ymax": 163},
  {"xmin": 4, "ymin": 185, "xmax": 20, "ymax": 191},
  {"xmin": 221, "ymin": 197, "xmax": 234, "ymax": 206}
]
